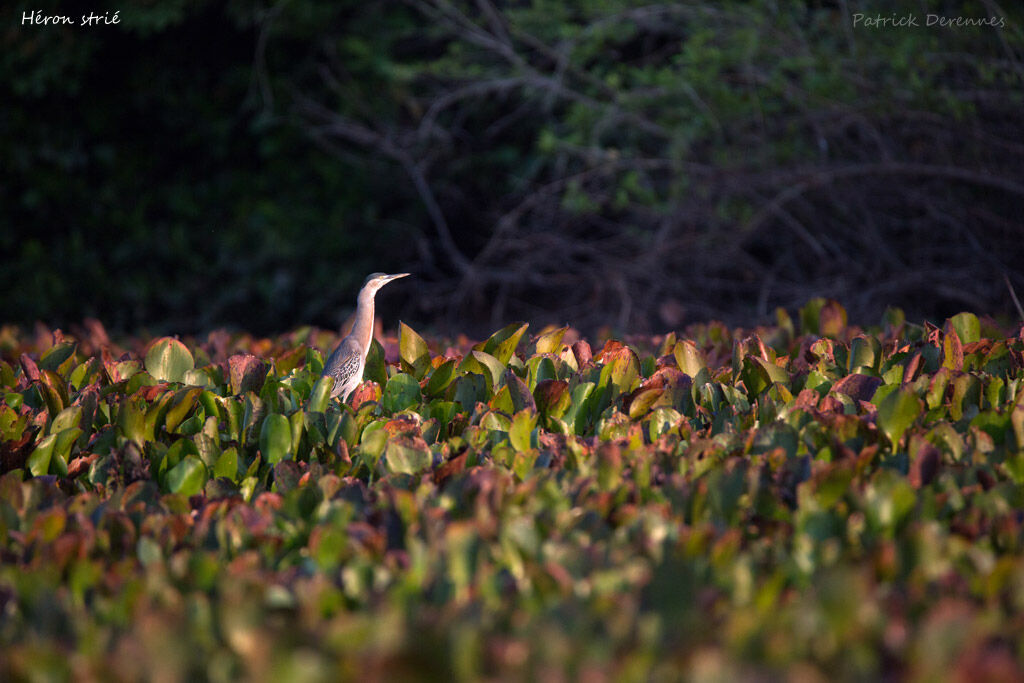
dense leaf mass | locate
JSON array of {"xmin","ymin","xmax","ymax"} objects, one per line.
[{"xmin": 3, "ymin": 302, "xmax": 1024, "ymax": 680}]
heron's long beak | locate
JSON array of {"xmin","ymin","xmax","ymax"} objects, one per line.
[{"xmin": 381, "ymin": 273, "xmax": 410, "ymax": 283}]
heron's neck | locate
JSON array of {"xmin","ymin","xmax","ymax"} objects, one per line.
[{"xmin": 352, "ymin": 289, "xmax": 375, "ymax": 353}]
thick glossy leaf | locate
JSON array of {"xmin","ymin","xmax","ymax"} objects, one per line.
[
  {"xmin": 876, "ymin": 387, "xmax": 922, "ymax": 446},
  {"xmin": 52, "ymin": 427, "xmax": 81, "ymax": 465},
  {"xmin": 39, "ymin": 369, "xmax": 69, "ymax": 415},
  {"xmin": 601, "ymin": 346, "xmax": 640, "ymax": 394},
  {"xmin": 534, "ymin": 326, "xmax": 568, "ymax": 354},
  {"xmin": 949, "ymin": 312, "xmax": 980, "ymax": 345},
  {"xmin": 363, "ymin": 337, "xmax": 387, "ymax": 387},
  {"xmin": 39, "ymin": 342, "xmax": 77, "ymax": 375},
  {"xmin": 165, "ymin": 388, "xmax": 201, "ymax": 434},
  {"xmin": 482, "ymin": 322, "xmax": 529, "ymax": 365},
  {"xmin": 832, "ymin": 374, "xmax": 883, "ymax": 403},
  {"xmin": 942, "ymin": 328, "xmax": 963, "ymax": 371},
  {"xmin": 425, "ymin": 359, "xmax": 458, "ymax": 397},
  {"xmin": 848, "ymin": 336, "xmax": 880, "ymax": 373},
  {"xmin": 382, "ymin": 373, "xmax": 422, "ymax": 413},
  {"xmin": 628, "ymin": 387, "xmax": 662, "ymax": 420},
  {"xmin": 505, "ymin": 370, "xmax": 537, "ymax": 413},
  {"xmin": 489, "ymin": 384, "xmax": 515, "ymax": 414},
  {"xmin": 469, "ymin": 350, "xmax": 506, "ymax": 388},
  {"xmin": 534, "ymin": 380, "xmax": 570, "ymax": 419},
  {"xmin": 509, "ymin": 409, "xmax": 537, "ymax": 452},
  {"xmin": 26, "ymin": 434, "xmax": 57, "ymax": 476},
  {"xmin": 118, "ymin": 397, "xmax": 150, "ymax": 446},
  {"xmin": 145, "ymin": 338, "xmax": 194, "ymax": 383},
  {"xmin": 673, "ymin": 340, "xmax": 707, "ymax": 378},
  {"xmin": 739, "ymin": 356, "xmax": 786, "ymax": 397},
  {"xmin": 385, "ymin": 435, "xmax": 432, "ymax": 474},
  {"xmin": 229, "ymin": 354, "xmax": 266, "ymax": 395},
  {"xmin": 399, "ymin": 322, "xmax": 429, "ymax": 367},
  {"xmin": 165, "ymin": 455, "xmax": 207, "ymax": 496},
  {"xmin": 259, "ymin": 413, "xmax": 292, "ymax": 464},
  {"xmin": 452, "ymin": 374, "xmax": 487, "ymax": 412},
  {"xmin": 308, "ymin": 375, "xmax": 334, "ymax": 412}
]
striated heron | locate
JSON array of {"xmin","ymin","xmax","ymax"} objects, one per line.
[{"xmin": 322, "ymin": 272, "xmax": 409, "ymax": 402}]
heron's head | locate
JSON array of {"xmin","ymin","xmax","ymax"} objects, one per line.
[{"xmin": 362, "ymin": 272, "xmax": 410, "ymax": 294}]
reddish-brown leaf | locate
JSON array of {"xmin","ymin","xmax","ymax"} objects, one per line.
[
  {"xmin": 351, "ymin": 381, "xmax": 380, "ymax": 410},
  {"xmin": 433, "ymin": 451, "xmax": 468, "ymax": 485},
  {"xmin": 229, "ymin": 354, "xmax": 267, "ymax": 395},
  {"xmin": 942, "ymin": 325, "xmax": 964, "ymax": 371},
  {"xmin": 19, "ymin": 354, "xmax": 40, "ymax": 382},
  {"xmin": 902, "ymin": 351, "xmax": 923, "ymax": 385},
  {"xmin": 833, "ymin": 373, "xmax": 883, "ymax": 403},
  {"xmin": 908, "ymin": 441, "xmax": 941, "ymax": 488},
  {"xmin": 534, "ymin": 379, "xmax": 568, "ymax": 413},
  {"xmin": 794, "ymin": 389, "xmax": 819, "ymax": 410}
]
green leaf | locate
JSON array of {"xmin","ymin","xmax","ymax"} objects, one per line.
[
  {"xmin": 194, "ymin": 431, "xmax": 221, "ymax": 467},
  {"xmin": 603, "ymin": 347, "xmax": 640, "ymax": 394},
  {"xmin": 509, "ymin": 409, "xmax": 537, "ymax": 452},
  {"xmin": 309, "ymin": 375, "xmax": 334, "ymax": 412},
  {"xmin": 673, "ymin": 340, "xmax": 707, "ymax": 377},
  {"xmin": 482, "ymin": 322, "xmax": 529, "ymax": 365},
  {"xmin": 848, "ymin": 336, "xmax": 880, "ymax": 373},
  {"xmin": 382, "ymin": 373, "xmax": 422, "ymax": 413},
  {"xmin": 628, "ymin": 388, "xmax": 662, "ymax": 420},
  {"xmin": 425, "ymin": 359, "xmax": 458, "ymax": 396},
  {"xmin": 535, "ymin": 326, "xmax": 568, "ymax": 354},
  {"xmin": 399, "ymin": 322, "xmax": 429, "ymax": 367},
  {"xmin": 182, "ymin": 368, "xmax": 210, "ymax": 387},
  {"xmin": 259, "ymin": 413, "xmax": 293, "ymax": 464},
  {"xmin": 427, "ymin": 401, "xmax": 459, "ymax": 431},
  {"xmin": 489, "ymin": 385, "xmax": 515, "ymax": 415},
  {"xmin": 289, "ymin": 411, "xmax": 304, "ymax": 454},
  {"xmin": 27, "ymin": 434, "xmax": 57, "ymax": 476},
  {"xmin": 757, "ymin": 356, "xmax": 789, "ymax": 385},
  {"xmin": 739, "ymin": 357, "xmax": 772, "ymax": 396},
  {"xmin": 39, "ymin": 342, "xmax": 77, "ymax": 375},
  {"xmin": 534, "ymin": 379, "xmax": 570, "ymax": 419},
  {"xmin": 118, "ymin": 397, "xmax": 150, "ymax": 446},
  {"xmin": 363, "ymin": 338, "xmax": 387, "ymax": 387},
  {"xmin": 505, "ymin": 370, "xmax": 536, "ymax": 413},
  {"xmin": 564, "ymin": 382, "xmax": 597, "ymax": 435},
  {"xmin": 145, "ymin": 337, "xmax": 195, "ymax": 383},
  {"xmin": 470, "ymin": 350, "xmax": 506, "ymax": 388},
  {"xmin": 358, "ymin": 421, "xmax": 389, "ymax": 470},
  {"xmin": 385, "ymin": 436, "xmax": 432, "ymax": 474},
  {"xmin": 800, "ymin": 298, "xmax": 847, "ymax": 337},
  {"xmin": 950, "ymin": 374, "xmax": 981, "ymax": 422},
  {"xmin": 49, "ymin": 405, "xmax": 82, "ymax": 436},
  {"xmin": 38, "ymin": 369, "xmax": 69, "ymax": 415},
  {"xmin": 949, "ymin": 312, "xmax": 980, "ymax": 345},
  {"xmin": 481, "ymin": 410, "xmax": 512, "ymax": 432},
  {"xmin": 137, "ymin": 536, "xmax": 163, "ymax": 567},
  {"xmin": 165, "ymin": 388, "xmax": 201, "ymax": 434},
  {"xmin": 165, "ymin": 455, "xmax": 208, "ymax": 496},
  {"xmin": 528, "ymin": 356, "xmax": 558, "ymax": 391},
  {"xmin": 876, "ymin": 388, "xmax": 922, "ymax": 446},
  {"xmin": 52, "ymin": 427, "xmax": 81, "ymax": 465},
  {"xmin": 452, "ymin": 374, "xmax": 487, "ymax": 412}
]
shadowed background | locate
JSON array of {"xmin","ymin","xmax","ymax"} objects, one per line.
[{"xmin": 3, "ymin": 0, "xmax": 1023, "ymax": 338}]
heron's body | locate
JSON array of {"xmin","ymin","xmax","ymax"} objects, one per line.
[{"xmin": 322, "ymin": 272, "xmax": 408, "ymax": 402}]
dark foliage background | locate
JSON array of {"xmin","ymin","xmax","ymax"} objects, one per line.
[{"xmin": 3, "ymin": 0, "xmax": 1023, "ymax": 337}]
